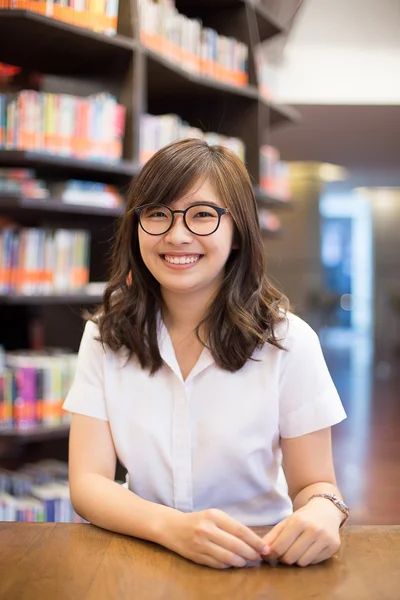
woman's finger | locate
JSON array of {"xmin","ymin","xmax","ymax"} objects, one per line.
[
  {"xmin": 296, "ymin": 540, "xmax": 328, "ymax": 567},
  {"xmin": 206, "ymin": 541, "xmax": 248, "ymax": 568},
  {"xmin": 209, "ymin": 509, "xmax": 267, "ymax": 554},
  {"xmin": 266, "ymin": 520, "xmax": 306, "ymax": 560},
  {"xmin": 209, "ymin": 527, "xmax": 262, "ymax": 562},
  {"xmin": 278, "ymin": 531, "xmax": 316, "ymax": 565},
  {"xmin": 261, "ymin": 519, "xmax": 287, "ymax": 548}
]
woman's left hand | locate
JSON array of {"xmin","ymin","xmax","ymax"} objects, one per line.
[{"xmin": 260, "ymin": 498, "xmax": 343, "ymax": 567}]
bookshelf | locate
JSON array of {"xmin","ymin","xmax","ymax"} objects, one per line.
[
  {"xmin": 0, "ymin": 424, "xmax": 70, "ymax": 443},
  {"xmin": 0, "ymin": 10, "xmax": 136, "ymax": 76},
  {"xmin": 0, "ymin": 1, "xmax": 297, "ymax": 469},
  {"xmin": 174, "ymin": 0, "xmax": 285, "ymax": 42},
  {"xmin": 0, "ymin": 293, "xmax": 103, "ymax": 306},
  {"xmin": 0, "ymin": 151, "xmax": 140, "ymax": 184},
  {"xmin": 0, "ymin": 195, "xmax": 124, "ymax": 219}
]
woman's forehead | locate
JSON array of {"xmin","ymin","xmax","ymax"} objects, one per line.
[{"xmin": 169, "ymin": 178, "xmax": 224, "ymax": 208}]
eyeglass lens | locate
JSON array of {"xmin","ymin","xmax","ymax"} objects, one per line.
[{"xmin": 140, "ymin": 205, "xmax": 220, "ymax": 235}]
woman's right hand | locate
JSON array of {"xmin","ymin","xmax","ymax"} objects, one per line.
[{"xmin": 162, "ymin": 508, "xmax": 270, "ymax": 569}]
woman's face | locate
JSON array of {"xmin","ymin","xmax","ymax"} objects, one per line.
[{"xmin": 138, "ymin": 178, "xmax": 236, "ymax": 298}]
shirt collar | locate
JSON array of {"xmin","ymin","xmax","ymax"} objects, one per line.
[{"xmin": 157, "ymin": 312, "xmax": 214, "ymax": 382}]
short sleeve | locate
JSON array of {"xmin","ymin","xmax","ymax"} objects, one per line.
[
  {"xmin": 62, "ymin": 320, "xmax": 108, "ymax": 421},
  {"xmin": 278, "ymin": 315, "xmax": 346, "ymax": 438}
]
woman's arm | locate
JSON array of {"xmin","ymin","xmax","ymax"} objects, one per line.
[
  {"xmin": 282, "ymin": 427, "xmax": 344, "ymax": 521},
  {"xmin": 69, "ymin": 413, "xmax": 267, "ymax": 568},
  {"xmin": 68, "ymin": 413, "xmax": 181, "ymax": 541},
  {"xmin": 260, "ymin": 427, "xmax": 345, "ymax": 566}
]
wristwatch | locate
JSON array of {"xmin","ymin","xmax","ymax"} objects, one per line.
[{"xmin": 306, "ymin": 493, "xmax": 350, "ymax": 528}]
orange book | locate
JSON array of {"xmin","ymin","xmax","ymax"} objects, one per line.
[
  {"xmin": 43, "ymin": 93, "xmax": 51, "ymax": 152},
  {"xmin": 34, "ymin": 1, "xmax": 53, "ymax": 17},
  {"xmin": 52, "ymin": 94, "xmax": 62, "ymax": 154},
  {"xmin": 6, "ymin": 95, "xmax": 16, "ymax": 149},
  {"xmin": 47, "ymin": 93, "xmax": 55, "ymax": 154},
  {"xmin": 71, "ymin": 97, "xmax": 80, "ymax": 158},
  {"xmin": 52, "ymin": 1, "xmax": 63, "ymax": 21},
  {"xmin": 30, "ymin": 0, "xmax": 42, "ymax": 14},
  {"xmin": 18, "ymin": 91, "xmax": 28, "ymax": 150}
]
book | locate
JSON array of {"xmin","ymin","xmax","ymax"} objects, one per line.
[
  {"xmin": 260, "ymin": 145, "xmax": 290, "ymax": 201},
  {"xmin": 0, "ymin": 347, "xmax": 77, "ymax": 430},
  {"xmin": 0, "ymin": 90, "xmax": 126, "ymax": 163},
  {"xmin": 0, "ymin": 227, "xmax": 90, "ymax": 295},
  {"xmin": 140, "ymin": 112, "xmax": 245, "ymax": 165},
  {"xmin": 1, "ymin": 1, "xmax": 120, "ymax": 36},
  {"xmin": 139, "ymin": 0, "xmax": 249, "ymax": 87},
  {"xmin": 0, "ymin": 461, "xmax": 85, "ymax": 523}
]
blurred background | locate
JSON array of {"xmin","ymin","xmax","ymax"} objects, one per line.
[{"xmin": 0, "ymin": 0, "xmax": 398, "ymax": 526}]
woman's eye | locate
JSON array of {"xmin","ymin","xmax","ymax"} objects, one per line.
[
  {"xmin": 194, "ymin": 211, "xmax": 214, "ymax": 218},
  {"xmin": 149, "ymin": 211, "xmax": 168, "ymax": 218}
]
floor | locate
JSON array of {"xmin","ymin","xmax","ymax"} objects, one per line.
[{"xmin": 321, "ymin": 328, "xmax": 400, "ymax": 525}]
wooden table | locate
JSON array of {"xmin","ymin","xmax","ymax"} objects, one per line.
[{"xmin": 1, "ymin": 523, "xmax": 400, "ymax": 599}]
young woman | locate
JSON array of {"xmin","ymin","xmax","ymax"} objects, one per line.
[{"xmin": 63, "ymin": 138, "xmax": 348, "ymax": 570}]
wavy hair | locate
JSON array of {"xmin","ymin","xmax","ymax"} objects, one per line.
[{"xmin": 95, "ymin": 138, "xmax": 289, "ymax": 373}]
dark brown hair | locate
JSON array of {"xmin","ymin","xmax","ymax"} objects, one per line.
[{"xmin": 95, "ymin": 138, "xmax": 289, "ymax": 373}]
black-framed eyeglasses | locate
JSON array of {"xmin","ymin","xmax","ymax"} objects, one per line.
[{"xmin": 135, "ymin": 203, "xmax": 229, "ymax": 236}]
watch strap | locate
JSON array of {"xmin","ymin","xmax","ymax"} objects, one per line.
[{"xmin": 306, "ymin": 493, "xmax": 350, "ymax": 528}]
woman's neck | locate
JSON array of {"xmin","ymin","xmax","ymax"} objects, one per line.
[{"xmin": 161, "ymin": 287, "xmax": 217, "ymax": 334}]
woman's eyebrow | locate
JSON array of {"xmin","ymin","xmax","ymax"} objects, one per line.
[{"xmin": 174, "ymin": 199, "xmax": 222, "ymax": 209}]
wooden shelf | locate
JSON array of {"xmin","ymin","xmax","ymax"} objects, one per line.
[
  {"xmin": 261, "ymin": 98, "xmax": 300, "ymax": 127},
  {"xmin": 0, "ymin": 293, "xmax": 103, "ymax": 305},
  {"xmin": 254, "ymin": 187, "xmax": 292, "ymax": 208},
  {"xmin": 0, "ymin": 424, "xmax": 70, "ymax": 443},
  {"xmin": 144, "ymin": 46, "xmax": 259, "ymax": 101},
  {"xmin": 260, "ymin": 226, "xmax": 282, "ymax": 237},
  {"xmin": 144, "ymin": 48, "xmax": 297, "ymax": 129},
  {"xmin": 175, "ymin": 0, "xmax": 284, "ymax": 42},
  {"xmin": 0, "ymin": 195, "xmax": 125, "ymax": 220},
  {"xmin": 0, "ymin": 10, "xmax": 135, "ymax": 76},
  {"xmin": 0, "ymin": 151, "xmax": 140, "ymax": 184}
]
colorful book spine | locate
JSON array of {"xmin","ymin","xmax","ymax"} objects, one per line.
[
  {"xmin": 256, "ymin": 47, "xmax": 276, "ymax": 100},
  {"xmin": 260, "ymin": 145, "xmax": 290, "ymax": 201},
  {"xmin": 0, "ymin": 461, "xmax": 85, "ymax": 523},
  {"xmin": 1, "ymin": 351, "xmax": 77, "ymax": 429},
  {"xmin": 0, "ymin": 90, "xmax": 126, "ymax": 163},
  {"xmin": 0, "ymin": 227, "xmax": 90, "ymax": 295},
  {"xmin": 0, "ymin": 1, "xmax": 119, "ymax": 36},
  {"xmin": 140, "ymin": 112, "xmax": 245, "ymax": 165}
]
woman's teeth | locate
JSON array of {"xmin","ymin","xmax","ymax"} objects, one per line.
[{"xmin": 164, "ymin": 255, "xmax": 201, "ymax": 265}]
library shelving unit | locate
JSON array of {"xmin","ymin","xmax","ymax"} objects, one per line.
[{"xmin": 0, "ymin": 1, "xmax": 297, "ymax": 468}]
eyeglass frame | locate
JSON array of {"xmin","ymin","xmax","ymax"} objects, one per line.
[{"xmin": 135, "ymin": 203, "xmax": 229, "ymax": 237}]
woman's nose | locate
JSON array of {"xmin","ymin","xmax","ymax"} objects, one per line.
[{"xmin": 164, "ymin": 214, "xmax": 193, "ymax": 244}]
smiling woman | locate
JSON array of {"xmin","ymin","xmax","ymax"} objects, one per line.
[
  {"xmin": 99, "ymin": 137, "xmax": 288, "ymax": 373},
  {"xmin": 63, "ymin": 138, "xmax": 348, "ymax": 572}
]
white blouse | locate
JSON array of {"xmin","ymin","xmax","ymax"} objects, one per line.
[{"xmin": 63, "ymin": 312, "xmax": 346, "ymax": 526}]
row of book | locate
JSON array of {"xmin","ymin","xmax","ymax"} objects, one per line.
[
  {"xmin": 140, "ymin": 113, "xmax": 245, "ymax": 165},
  {"xmin": 0, "ymin": 168, "xmax": 48, "ymax": 199},
  {"xmin": 0, "ymin": 347, "xmax": 76, "ymax": 429},
  {"xmin": 0, "ymin": 1, "xmax": 120, "ymax": 36},
  {"xmin": 0, "ymin": 460, "xmax": 84, "ymax": 523},
  {"xmin": 0, "ymin": 168, "xmax": 124, "ymax": 207},
  {"xmin": 255, "ymin": 48, "xmax": 276, "ymax": 101},
  {"xmin": 139, "ymin": 0, "xmax": 249, "ymax": 87},
  {"xmin": 0, "ymin": 91, "xmax": 126, "ymax": 163},
  {"xmin": 0, "ymin": 227, "xmax": 90, "ymax": 294},
  {"xmin": 258, "ymin": 208, "xmax": 281, "ymax": 234},
  {"xmin": 260, "ymin": 145, "xmax": 290, "ymax": 201}
]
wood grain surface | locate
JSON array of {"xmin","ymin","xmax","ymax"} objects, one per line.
[{"xmin": 1, "ymin": 523, "xmax": 400, "ymax": 600}]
